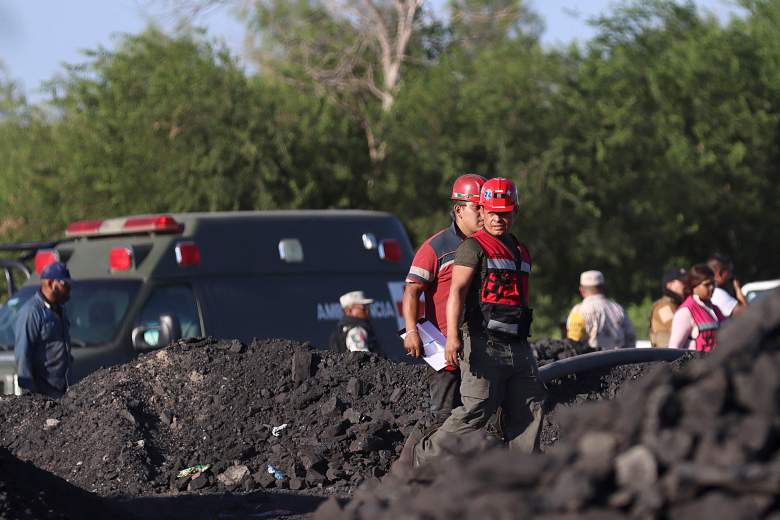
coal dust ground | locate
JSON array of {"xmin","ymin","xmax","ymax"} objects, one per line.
[
  {"xmin": 322, "ymin": 289, "xmax": 780, "ymax": 519},
  {"xmin": 0, "ymin": 336, "xmax": 692, "ymax": 519}
]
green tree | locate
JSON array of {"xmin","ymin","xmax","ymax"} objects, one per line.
[
  {"xmin": 0, "ymin": 28, "xmax": 370, "ymax": 243},
  {"xmin": 533, "ymin": 0, "xmax": 780, "ymax": 325}
]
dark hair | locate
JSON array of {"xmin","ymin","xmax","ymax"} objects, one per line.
[
  {"xmin": 684, "ymin": 263, "xmax": 715, "ymax": 297},
  {"xmin": 707, "ymin": 252, "xmax": 733, "ymax": 271}
]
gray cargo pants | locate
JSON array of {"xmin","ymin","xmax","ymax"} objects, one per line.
[{"xmin": 413, "ymin": 327, "xmax": 545, "ymax": 465}]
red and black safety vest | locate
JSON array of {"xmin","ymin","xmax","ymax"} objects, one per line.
[{"xmin": 471, "ymin": 230, "xmax": 533, "ymax": 338}]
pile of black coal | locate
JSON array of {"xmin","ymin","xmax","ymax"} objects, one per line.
[
  {"xmin": 0, "ymin": 335, "xmax": 688, "ymax": 505},
  {"xmin": 316, "ymin": 289, "xmax": 780, "ymax": 519},
  {"xmin": 0, "ymin": 339, "xmax": 430, "ymax": 497},
  {"xmin": 532, "ymin": 338, "xmax": 596, "ymax": 366},
  {"xmin": 0, "ymin": 447, "xmax": 129, "ymax": 519},
  {"xmin": 540, "ymin": 355, "xmax": 697, "ymax": 450}
]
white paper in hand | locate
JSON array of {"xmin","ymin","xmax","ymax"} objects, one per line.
[{"xmin": 400, "ymin": 320, "xmax": 449, "ymax": 371}]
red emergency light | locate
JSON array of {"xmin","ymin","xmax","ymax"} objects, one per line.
[
  {"xmin": 378, "ymin": 239, "xmax": 401, "ymax": 263},
  {"xmin": 109, "ymin": 246, "xmax": 134, "ymax": 271},
  {"xmin": 65, "ymin": 220, "xmax": 103, "ymax": 237},
  {"xmin": 34, "ymin": 250, "xmax": 60, "ymax": 274},
  {"xmin": 65, "ymin": 215, "xmax": 184, "ymax": 237},
  {"xmin": 175, "ymin": 242, "xmax": 201, "ymax": 267},
  {"xmin": 123, "ymin": 215, "xmax": 183, "ymax": 233}
]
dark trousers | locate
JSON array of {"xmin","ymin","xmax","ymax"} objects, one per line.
[
  {"xmin": 391, "ymin": 365, "xmax": 462, "ymax": 474},
  {"xmin": 427, "ymin": 366, "xmax": 462, "ymax": 425},
  {"xmin": 414, "ymin": 330, "xmax": 546, "ymax": 465},
  {"xmin": 22, "ymin": 379, "xmax": 66, "ymax": 399}
]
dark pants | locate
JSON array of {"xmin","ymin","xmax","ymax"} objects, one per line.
[
  {"xmin": 427, "ymin": 366, "xmax": 462, "ymax": 424},
  {"xmin": 22, "ymin": 379, "xmax": 66, "ymax": 399},
  {"xmin": 390, "ymin": 365, "xmax": 462, "ymax": 475},
  {"xmin": 414, "ymin": 329, "xmax": 546, "ymax": 465}
]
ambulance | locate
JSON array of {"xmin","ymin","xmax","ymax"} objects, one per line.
[{"xmin": 0, "ymin": 211, "xmax": 413, "ymax": 393}]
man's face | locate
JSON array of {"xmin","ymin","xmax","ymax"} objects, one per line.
[
  {"xmin": 708, "ymin": 261, "xmax": 730, "ymax": 286},
  {"xmin": 345, "ymin": 304, "xmax": 370, "ymax": 320},
  {"xmin": 454, "ymin": 202, "xmax": 483, "ymax": 236},
  {"xmin": 666, "ymin": 279, "xmax": 685, "ymax": 297},
  {"xmin": 44, "ymin": 279, "xmax": 71, "ymax": 304},
  {"xmin": 481, "ymin": 208, "xmax": 514, "ymax": 236}
]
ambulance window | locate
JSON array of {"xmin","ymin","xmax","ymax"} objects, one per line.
[
  {"xmin": 138, "ymin": 285, "xmax": 201, "ymax": 340},
  {"xmin": 278, "ymin": 238, "xmax": 304, "ymax": 263}
]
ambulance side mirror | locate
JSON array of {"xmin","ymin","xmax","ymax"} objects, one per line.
[{"xmin": 132, "ymin": 314, "xmax": 182, "ymax": 351}]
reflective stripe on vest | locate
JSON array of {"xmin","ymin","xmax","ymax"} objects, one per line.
[
  {"xmin": 487, "ymin": 258, "xmax": 516, "ymax": 270},
  {"xmin": 487, "ymin": 319, "xmax": 520, "ymax": 335}
]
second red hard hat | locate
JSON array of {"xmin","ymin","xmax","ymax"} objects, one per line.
[{"xmin": 451, "ymin": 174, "xmax": 487, "ymax": 202}]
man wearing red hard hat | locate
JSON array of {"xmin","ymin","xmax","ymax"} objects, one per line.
[
  {"xmin": 391, "ymin": 174, "xmax": 486, "ymax": 473},
  {"xmin": 414, "ymin": 177, "xmax": 546, "ymax": 465}
]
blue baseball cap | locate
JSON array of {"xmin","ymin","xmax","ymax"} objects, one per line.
[{"xmin": 41, "ymin": 262, "xmax": 71, "ymax": 281}]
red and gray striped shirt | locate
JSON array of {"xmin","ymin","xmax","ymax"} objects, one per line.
[{"xmin": 405, "ymin": 222, "xmax": 465, "ymax": 336}]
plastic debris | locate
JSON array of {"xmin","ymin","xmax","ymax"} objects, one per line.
[
  {"xmin": 176, "ymin": 464, "xmax": 211, "ymax": 479},
  {"xmin": 271, "ymin": 423, "xmax": 289, "ymax": 437},
  {"xmin": 266, "ymin": 464, "xmax": 286, "ymax": 481},
  {"xmin": 43, "ymin": 419, "xmax": 61, "ymax": 431}
]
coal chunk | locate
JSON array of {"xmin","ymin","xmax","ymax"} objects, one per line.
[{"xmin": 292, "ymin": 349, "xmax": 314, "ymax": 386}]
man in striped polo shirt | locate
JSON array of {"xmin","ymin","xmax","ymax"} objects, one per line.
[
  {"xmin": 403, "ymin": 174, "xmax": 486, "ymax": 423},
  {"xmin": 390, "ymin": 175, "xmax": 485, "ymax": 475}
]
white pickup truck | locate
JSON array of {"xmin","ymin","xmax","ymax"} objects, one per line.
[{"xmin": 741, "ymin": 279, "xmax": 780, "ymax": 303}]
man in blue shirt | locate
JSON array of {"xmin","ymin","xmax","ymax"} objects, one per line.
[{"xmin": 14, "ymin": 262, "xmax": 73, "ymax": 398}]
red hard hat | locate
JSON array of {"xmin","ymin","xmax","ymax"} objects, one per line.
[
  {"xmin": 451, "ymin": 174, "xmax": 487, "ymax": 202},
  {"xmin": 480, "ymin": 177, "xmax": 518, "ymax": 213}
]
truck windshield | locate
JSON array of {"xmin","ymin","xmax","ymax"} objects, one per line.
[{"xmin": 0, "ymin": 280, "xmax": 141, "ymax": 349}]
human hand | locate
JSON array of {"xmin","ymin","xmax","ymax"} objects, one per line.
[
  {"xmin": 445, "ymin": 336, "xmax": 463, "ymax": 367},
  {"xmin": 733, "ymin": 278, "xmax": 748, "ymax": 305},
  {"xmin": 404, "ymin": 330, "xmax": 423, "ymax": 358}
]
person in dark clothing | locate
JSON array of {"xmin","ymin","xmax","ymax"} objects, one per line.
[
  {"xmin": 14, "ymin": 262, "xmax": 73, "ymax": 398},
  {"xmin": 649, "ymin": 267, "xmax": 687, "ymax": 348},
  {"xmin": 329, "ymin": 291, "xmax": 380, "ymax": 353}
]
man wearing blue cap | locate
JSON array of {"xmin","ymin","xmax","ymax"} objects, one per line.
[{"xmin": 14, "ymin": 262, "xmax": 73, "ymax": 398}]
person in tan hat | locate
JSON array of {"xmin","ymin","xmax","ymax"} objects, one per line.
[
  {"xmin": 328, "ymin": 291, "xmax": 380, "ymax": 353},
  {"xmin": 566, "ymin": 270, "xmax": 636, "ymax": 350}
]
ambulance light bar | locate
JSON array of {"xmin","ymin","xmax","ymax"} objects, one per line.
[{"xmin": 66, "ymin": 215, "xmax": 183, "ymax": 237}]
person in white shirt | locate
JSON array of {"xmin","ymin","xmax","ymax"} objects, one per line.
[
  {"xmin": 707, "ymin": 253, "xmax": 747, "ymax": 317},
  {"xmin": 566, "ymin": 270, "xmax": 636, "ymax": 349}
]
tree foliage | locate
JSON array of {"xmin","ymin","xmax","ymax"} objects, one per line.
[{"xmin": 1, "ymin": 1, "xmax": 779, "ymax": 333}]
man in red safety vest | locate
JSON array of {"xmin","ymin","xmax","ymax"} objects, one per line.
[{"xmin": 414, "ymin": 177, "xmax": 546, "ymax": 465}]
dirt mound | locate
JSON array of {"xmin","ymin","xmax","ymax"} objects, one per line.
[
  {"xmin": 540, "ymin": 355, "xmax": 696, "ymax": 450},
  {"xmin": 317, "ymin": 289, "xmax": 780, "ymax": 519},
  {"xmin": 0, "ymin": 336, "xmax": 601, "ymax": 500},
  {"xmin": 0, "ymin": 338, "xmax": 429, "ymax": 497},
  {"xmin": 0, "ymin": 333, "xmax": 689, "ymax": 512},
  {"xmin": 0, "ymin": 447, "xmax": 128, "ymax": 519}
]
